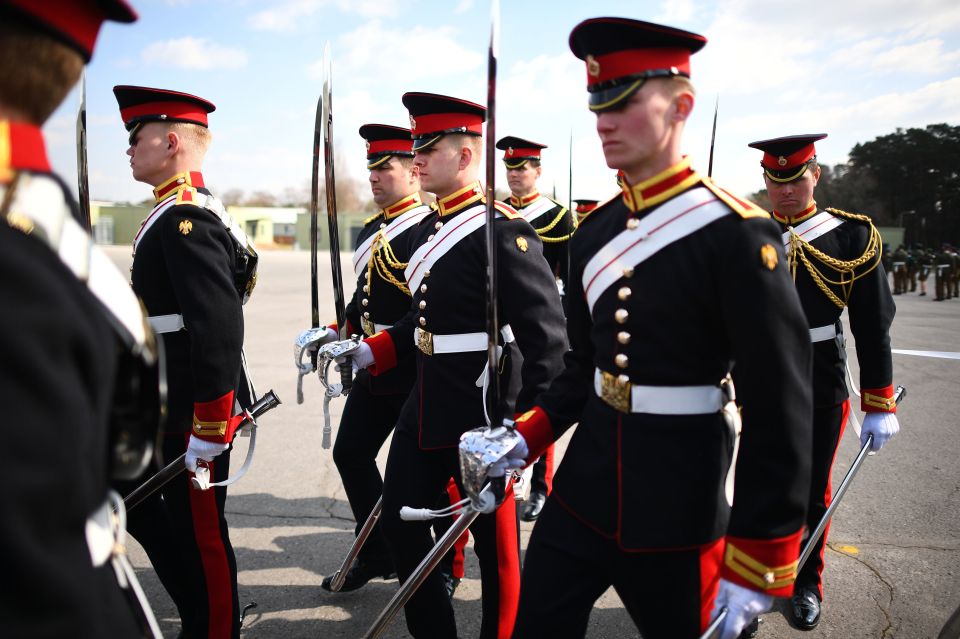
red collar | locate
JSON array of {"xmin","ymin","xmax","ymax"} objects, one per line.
[
  {"xmin": 383, "ymin": 192, "xmax": 423, "ymax": 219},
  {"xmin": 437, "ymin": 181, "xmax": 484, "ymax": 217},
  {"xmin": 153, "ymin": 171, "xmax": 205, "ymax": 202},
  {"xmin": 620, "ymin": 156, "xmax": 701, "ymax": 213},
  {"xmin": 773, "ymin": 202, "xmax": 817, "ymax": 225},
  {"xmin": 509, "ymin": 191, "xmax": 540, "ymax": 208},
  {"xmin": 0, "ymin": 121, "xmax": 51, "ymax": 182}
]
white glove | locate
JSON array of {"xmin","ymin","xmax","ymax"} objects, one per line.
[
  {"xmin": 861, "ymin": 412, "xmax": 900, "ymax": 451},
  {"xmin": 185, "ymin": 434, "xmax": 230, "ymax": 473},
  {"xmin": 488, "ymin": 434, "xmax": 529, "ymax": 478},
  {"xmin": 710, "ymin": 578, "xmax": 773, "ymax": 639},
  {"xmin": 335, "ymin": 341, "xmax": 374, "ymax": 373}
]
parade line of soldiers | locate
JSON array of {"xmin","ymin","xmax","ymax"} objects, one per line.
[
  {"xmin": 888, "ymin": 244, "xmax": 960, "ymax": 301},
  {"xmin": 2, "ymin": 2, "xmax": 916, "ymax": 639}
]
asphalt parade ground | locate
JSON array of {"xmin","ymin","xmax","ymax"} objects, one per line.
[{"xmin": 106, "ymin": 247, "xmax": 960, "ymax": 639}]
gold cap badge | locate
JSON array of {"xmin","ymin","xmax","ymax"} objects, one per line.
[
  {"xmin": 179, "ymin": 219, "xmax": 193, "ymax": 235},
  {"xmin": 516, "ymin": 236, "xmax": 528, "ymax": 252},
  {"xmin": 777, "ymin": 156, "xmax": 788, "ymax": 167},
  {"xmin": 761, "ymin": 243, "xmax": 778, "ymax": 270},
  {"xmin": 586, "ymin": 54, "xmax": 600, "ymax": 78}
]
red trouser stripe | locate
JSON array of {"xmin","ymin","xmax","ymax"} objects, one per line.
[
  {"xmin": 495, "ymin": 479, "xmax": 521, "ymax": 639},
  {"xmin": 446, "ymin": 478, "xmax": 469, "ymax": 579},
  {"xmin": 699, "ymin": 537, "xmax": 725, "ymax": 632},
  {"xmin": 186, "ymin": 444, "xmax": 234, "ymax": 639},
  {"xmin": 543, "ymin": 443, "xmax": 555, "ymax": 494},
  {"xmin": 815, "ymin": 398, "xmax": 849, "ymax": 599}
]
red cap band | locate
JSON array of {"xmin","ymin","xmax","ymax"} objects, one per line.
[
  {"xmin": 587, "ymin": 47, "xmax": 690, "ymax": 86},
  {"xmin": 411, "ymin": 112, "xmax": 483, "ymax": 137},
  {"xmin": 762, "ymin": 145, "xmax": 816, "ymax": 171},
  {"xmin": 367, "ymin": 138, "xmax": 413, "ymax": 157},
  {"xmin": 120, "ymin": 100, "xmax": 210, "ymax": 127}
]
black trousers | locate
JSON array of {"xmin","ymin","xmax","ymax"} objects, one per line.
[
  {"xmin": 528, "ymin": 444, "xmax": 555, "ymax": 495},
  {"xmin": 513, "ymin": 498, "xmax": 723, "ymax": 639},
  {"xmin": 380, "ymin": 427, "xmax": 521, "ymax": 639},
  {"xmin": 796, "ymin": 400, "xmax": 848, "ymax": 598},
  {"xmin": 333, "ymin": 381, "xmax": 408, "ymax": 562},
  {"xmin": 117, "ymin": 432, "xmax": 239, "ymax": 639}
]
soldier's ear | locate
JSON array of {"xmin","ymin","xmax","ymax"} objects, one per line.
[
  {"xmin": 459, "ymin": 144, "xmax": 473, "ymax": 171},
  {"xmin": 672, "ymin": 91, "xmax": 694, "ymax": 122},
  {"xmin": 166, "ymin": 131, "xmax": 180, "ymax": 155}
]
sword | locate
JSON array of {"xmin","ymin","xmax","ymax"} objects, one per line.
[
  {"xmin": 797, "ymin": 385, "xmax": 906, "ymax": 574},
  {"xmin": 707, "ymin": 95, "xmax": 719, "ymax": 179},
  {"xmin": 122, "ymin": 390, "xmax": 281, "ymax": 511},
  {"xmin": 76, "ymin": 69, "xmax": 91, "ymax": 231},
  {"xmin": 321, "ymin": 42, "xmax": 353, "ymax": 396},
  {"xmin": 310, "ymin": 77, "xmax": 322, "ymax": 344},
  {"xmin": 326, "ymin": 496, "xmax": 383, "ymax": 592}
]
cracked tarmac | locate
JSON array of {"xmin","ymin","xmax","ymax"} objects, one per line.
[{"xmin": 106, "ymin": 248, "xmax": 960, "ymax": 638}]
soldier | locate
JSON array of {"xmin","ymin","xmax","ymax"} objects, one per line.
[
  {"xmin": 113, "ymin": 85, "xmax": 257, "ymax": 639},
  {"xmin": 934, "ymin": 244, "xmax": 953, "ymax": 300},
  {"xmin": 340, "ymin": 92, "xmax": 567, "ymax": 638},
  {"xmin": 495, "ymin": 135, "xmax": 577, "ymax": 522},
  {"xmin": 891, "ymin": 245, "xmax": 908, "ymax": 294},
  {"xmin": 0, "ymin": 1, "xmax": 157, "ymax": 636},
  {"xmin": 493, "ymin": 18, "xmax": 814, "ymax": 639},
  {"xmin": 950, "ymin": 245, "xmax": 960, "ymax": 298},
  {"xmin": 574, "ymin": 198, "xmax": 599, "ymax": 224},
  {"xmin": 301, "ymin": 124, "xmax": 466, "ymax": 595},
  {"xmin": 918, "ymin": 247, "xmax": 932, "ymax": 296},
  {"xmin": 906, "ymin": 246, "xmax": 918, "ymax": 293},
  {"xmin": 748, "ymin": 133, "xmax": 900, "ymax": 632}
]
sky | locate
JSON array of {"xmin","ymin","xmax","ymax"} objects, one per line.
[{"xmin": 43, "ymin": 0, "xmax": 960, "ymax": 208}]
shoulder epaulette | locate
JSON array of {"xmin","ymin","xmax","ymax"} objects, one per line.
[
  {"xmin": 577, "ymin": 192, "xmax": 619, "ymax": 226},
  {"xmin": 494, "ymin": 200, "xmax": 519, "ymax": 219},
  {"xmin": 701, "ymin": 178, "xmax": 769, "ymax": 219},
  {"xmin": 362, "ymin": 211, "xmax": 382, "ymax": 226},
  {"xmin": 825, "ymin": 207, "xmax": 876, "ymax": 227},
  {"xmin": 175, "ymin": 186, "xmax": 199, "ymax": 205}
]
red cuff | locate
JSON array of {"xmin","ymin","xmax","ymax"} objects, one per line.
[
  {"xmin": 328, "ymin": 320, "xmax": 356, "ymax": 336},
  {"xmin": 721, "ymin": 529, "xmax": 803, "ymax": 598},
  {"xmin": 514, "ymin": 406, "xmax": 554, "ymax": 460},
  {"xmin": 861, "ymin": 384, "xmax": 896, "ymax": 413},
  {"xmin": 193, "ymin": 390, "xmax": 237, "ymax": 443},
  {"xmin": 366, "ymin": 330, "xmax": 397, "ymax": 375}
]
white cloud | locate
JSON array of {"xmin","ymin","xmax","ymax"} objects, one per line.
[
  {"xmin": 248, "ymin": 0, "xmax": 322, "ymax": 31},
  {"xmin": 454, "ymin": 0, "xmax": 474, "ymax": 15},
  {"xmin": 655, "ymin": 0, "xmax": 697, "ymax": 24},
  {"xmin": 142, "ymin": 38, "xmax": 247, "ymax": 70}
]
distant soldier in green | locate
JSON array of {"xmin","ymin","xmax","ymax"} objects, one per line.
[{"xmin": 891, "ymin": 245, "xmax": 908, "ymax": 294}]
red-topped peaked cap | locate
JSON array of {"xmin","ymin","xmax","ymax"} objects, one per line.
[
  {"xmin": 496, "ymin": 136, "xmax": 547, "ymax": 169},
  {"xmin": 574, "ymin": 198, "xmax": 599, "ymax": 213},
  {"xmin": 569, "ymin": 17, "xmax": 706, "ymax": 113},
  {"xmin": 2, "ymin": 0, "xmax": 137, "ymax": 62},
  {"xmin": 401, "ymin": 92, "xmax": 485, "ymax": 152},
  {"xmin": 748, "ymin": 134, "xmax": 828, "ymax": 183},
  {"xmin": 113, "ymin": 85, "xmax": 216, "ymax": 132},
  {"xmin": 359, "ymin": 123, "xmax": 414, "ymax": 169}
]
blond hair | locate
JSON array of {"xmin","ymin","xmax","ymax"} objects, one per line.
[{"xmin": 168, "ymin": 121, "xmax": 212, "ymax": 154}]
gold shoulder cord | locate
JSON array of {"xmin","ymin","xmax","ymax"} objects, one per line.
[
  {"xmin": 786, "ymin": 208, "xmax": 882, "ymax": 309},
  {"xmin": 362, "ymin": 211, "xmax": 383, "ymax": 226},
  {"xmin": 535, "ymin": 207, "xmax": 576, "ymax": 243},
  {"xmin": 366, "ymin": 230, "xmax": 411, "ymax": 296}
]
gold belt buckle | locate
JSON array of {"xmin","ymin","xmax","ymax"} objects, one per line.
[
  {"xmin": 599, "ymin": 370, "xmax": 631, "ymax": 413},
  {"xmin": 416, "ymin": 327, "xmax": 434, "ymax": 356},
  {"xmin": 361, "ymin": 316, "xmax": 375, "ymax": 337}
]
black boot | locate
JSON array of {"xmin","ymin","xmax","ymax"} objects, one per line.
[
  {"xmin": 738, "ymin": 616, "xmax": 760, "ymax": 638},
  {"xmin": 790, "ymin": 586, "xmax": 822, "ymax": 630},
  {"xmin": 521, "ymin": 491, "xmax": 546, "ymax": 522},
  {"xmin": 440, "ymin": 569, "xmax": 461, "ymax": 600},
  {"xmin": 321, "ymin": 557, "xmax": 397, "ymax": 592}
]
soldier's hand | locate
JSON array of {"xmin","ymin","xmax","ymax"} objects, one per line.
[
  {"xmin": 710, "ymin": 578, "xmax": 773, "ymax": 639},
  {"xmin": 294, "ymin": 326, "xmax": 338, "ymax": 368},
  {"xmin": 335, "ymin": 341, "xmax": 374, "ymax": 373},
  {"xmin": 488, "ymin": 434, "xmax": 529, "ymax": 478},
  {"xmin": 185, "ymin": 434, "xmax": 230, "ymax": 473},
  {"xmin": 861, "ymin": 413, "xmax": 900, "ymax": 452}
]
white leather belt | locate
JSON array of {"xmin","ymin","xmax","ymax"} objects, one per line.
[
  {"xmin": 148, "ymin": 313, "xmax": 185, "ymax": 334},
  {"xmin": 809, "ymin": 324, "xmax": 837, "ymax": 343},
  {"xmin": 593, "ymin": 369, "xmax": 724, "ymax": 415},
  {"xmin": 415, "ymin": 324, "xmax": 515, "ymax": 356}
]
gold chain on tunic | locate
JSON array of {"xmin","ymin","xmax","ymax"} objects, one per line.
[
  {"xmin": 534, "ymin": 207, "xmax": 576, "ymax": 243},
  {"xmin": 786, "ymin": 207, "xmax": 882, "ymax": 309},
  {"xmin": 366, "ymin": 230, "xmax": 410, "ymax": 296}
]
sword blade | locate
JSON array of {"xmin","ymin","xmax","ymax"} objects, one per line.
[
  {"xmin": 310, "ymin": 93, "xmax": 322, "ymax": 331},
  {"xmin": 483, "ymin": 0, "xmax": 502, "ymax": 426},
  {"xmin": 707, "ymin": 95, "xmax": 719, "ymax": 178},
  {"xmin": 321, "ymin": 42, "xmax": 352, "ymax": 394},
  {"xmin": 76, "ymin": 70, "xmax": 91, "ymax": 231}
]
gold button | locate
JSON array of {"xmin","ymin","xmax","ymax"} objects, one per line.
[
  {"xmin": 418, "ymin": 300, "xmax": 427, "ymax": 309},
  {"xmin": 615, "ymin": 309, "xmax": 629, "ymax": 324},
  {"xmin": 615, "ymin": 353, "xmax": 629, "ymax": 369},
  {"xmin": 617, "ymin": 331, "xmax": 631, "ymax": 345},
  {"xmin": 363, "ymin": 312, "xmax": 370, "ymax": 319},
  {"xmin": 418, "ymin": 316, "xmax": 426, "ymax": 326},
  {"xmin": 176, "ymin": 177, "xmax": 185, "ymax": 184},
  {"xmin": 617, "ymin": 287, "xmax": 632, "ymax": 301},
  {"xmin": 424, "ymin": 270, "xmax": 431, "ymax": 278},
  {"xmin": 362, "ymin": 285, "xmax": 369, "ymax": 293},
  {"xmin": 420, "ymin": 284, "xmax": 428, "ymax": 293},
  {"xmin": 618, "ymin": 374, "xmax": 630, "ymax": 384},
  {"xmin": 763, "ymin": 571, "xmax": 775, "ymax": 585},
  {"xmin": 361, "ymin": 298, "xmax": 369, "ymax": 306},
  {"xmin": 435, "ymin": 221, "xmax": 443, "ymax": 230},
  {"xmin": 626, "ymin": 218, "xmax": 639, "ymax": 230},
  {"xmin": 622, "ymin": 267, "xmax": 634, "ymax": 278},
  {"xmin": 428, "ymin": 234, "xmax": 435, "ymax": 242},
  {"xmin": 380, "ymin": 222, "xmax": 386, "ymax": 229}
]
